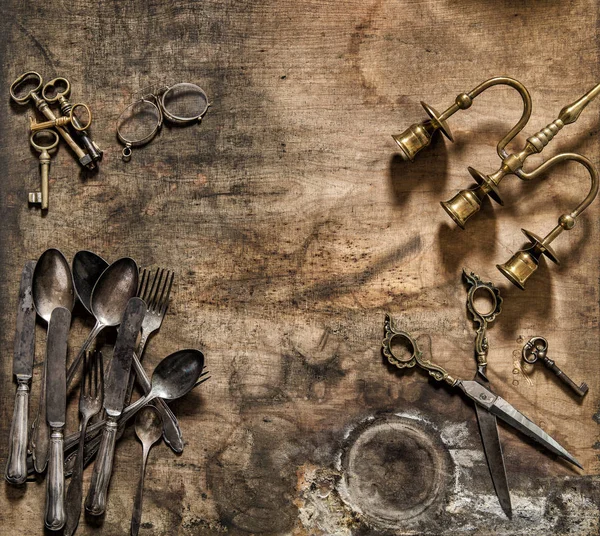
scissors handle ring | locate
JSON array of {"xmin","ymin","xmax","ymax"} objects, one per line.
[
  {"xmin": 42, "ymin": 77, "xmax": 71, "ymax": 103},
  {"xmin": 522, "ymin": 336, "xmax": 548, "ymax": 364},
  {"xmin": 10, "ymin": 71, "xmax": 43, "ymax": 104},
  {"xmin": 30, "ymin": 129, "xmax": 60, "ymax": 153}
]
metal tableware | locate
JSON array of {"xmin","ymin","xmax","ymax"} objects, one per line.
[
  {"xmin": 28, "ymin": 129, "xmax": 59, "ymax": 211},
  {"xmin": 5, "ymin": 261, "xmax": 36, "ymax": 485},
  {"xmin": 85, "ymin": 298, "xmax": 146, "ymax": 516},
  {"xmin": 10, "ymin": 71, "xmax": 93, "ymax": 168},
  {"xmin": 31, "ymin": 248, "xmax": 75, "ymax": 473},
  {"xmin": 522, "ymin": 337, "xmax": 588, "ymax": 397},
  {"xmin": 44, "ymin": 307, "xmax": 71, "ymax": 531},
  {"xmin": 72, "ymin": 250, "xmax": 109, "ymax": 315},
  {"xmin": 131, "ymin": 406, "xmax": 163, "ymax": 536},
  {"xmin": 67, "ymin": 257, "xmax": 138, "ymax": 386},
  {"xmin": 127, "ymin": 268, "xmax": 182, "ymax": 453},
  {"xmin": 64, "ymin": 351, "xmax": 104, "ymax": 536}
]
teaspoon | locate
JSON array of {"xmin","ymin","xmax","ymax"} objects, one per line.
[{"xmin": 131, "ymin": 406, "xmax": 162, "ymax": 536}]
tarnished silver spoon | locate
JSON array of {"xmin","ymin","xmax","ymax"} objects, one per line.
[
  {"xmin": 66, "ymin": 257, "xmax": 138, "ymax": 386},
  {"xmin": 31, "ymin": 248, "xmax": 74, "ymax": 473},
  {"xmin": 72, "ymin": 250, "xmax": 108, "ymax": 315},
  {"xmin": 131, "ymin": 406, "xmax": 162, "ymax": 536}
]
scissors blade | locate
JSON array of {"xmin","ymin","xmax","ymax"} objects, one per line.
[
  {"xmin": 474, "ymin": 382, "xmax": 512, "ymax": 518},
  {"xmin": 459, "ymin": 380, "xmax": 582, "ymax": 469}
]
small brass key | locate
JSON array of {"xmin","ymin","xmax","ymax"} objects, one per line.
[
  {"xmin": 42, "ymin": 77, "xmax": 103, "ymax": 164},
  {"xmin": 522, "ymin": 337, "xmax": 588, "ymax": 397},
  {"xmin": 29, "ymin": 130, "xmax": 59, "ymax": 211},
  {"xmin": 29, "ymin": 103, "xmax": 92, "ymax": 132}
]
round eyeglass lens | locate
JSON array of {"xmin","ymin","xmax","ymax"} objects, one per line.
[{"xmin": 161, "ymin": 83, "xmax": 208, "ymax": 123}]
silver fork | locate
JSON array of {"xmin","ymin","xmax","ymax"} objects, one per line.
[
  {"xmin": 125, "ymin": 269, "xmax": 184, "ymax": 452},
  {"xmin": 64, "ymin": 351, "xmax": 103, "ymax": 536}
]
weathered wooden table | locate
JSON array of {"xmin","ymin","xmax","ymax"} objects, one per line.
[{"xmin": 1, "ymin": 1, "xmax": 599, "ymax": 534}]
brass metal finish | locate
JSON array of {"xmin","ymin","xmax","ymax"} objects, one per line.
[
  {"xmin": 10, "ymin": 72, "xmax": 93, "ymax": 169},
  {"xmin": 42, "ymin": 77, "xmax": 103, "ymax": 164},
  {"xmin": 28, "ymin": 130, "xmax": 59, "ymax": 211},
  {"xmin": 30, "ymin": 103, "xmax": 92, "ymax": 133},
  {"xmin": 394, "ymin": 78, "xmax": 600, "ymax": 287},
  {"xmin": 464, "ymin": 270, "xmax": 502, "ymax": 379},
  {"xmin": 393, "ymin": 77, "xmax": 531, "ymax": 163},
  {"xmin": 382, "ymin": 314, "xmax": 457, "ymax": 386},
  {"xmin": 496, "ymin": 153, "xmax": 598, "ymax": 289},
  {"xmin": 522, "ymin": 337, "xmax": 588, "ymax": 397}
]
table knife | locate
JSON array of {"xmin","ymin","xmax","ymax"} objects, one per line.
[
  {"xmin": 85, "ymin": 297, "xmax": 146, "ymax": 516},
  {"xmin": 44, "ymin": 307, "xmax": 71, "ymax": 531},
  {"xmin": 5, "ymin": 261, "xmax": 36, "ymax": 485}
]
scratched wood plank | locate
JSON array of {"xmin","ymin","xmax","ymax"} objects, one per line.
[{"xmin": 0, "ymin": 0, "xmax": 599, "ymax": 534}]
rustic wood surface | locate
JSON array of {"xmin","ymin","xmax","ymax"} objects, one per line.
[{"xmin": 1, "ymin": 0, "xmax": 599, "ymax": 534}]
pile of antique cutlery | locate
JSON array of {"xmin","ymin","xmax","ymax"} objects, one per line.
[
  {"xmin": 5, "ymin": 249, "xmax": 209, "ymax": 534},
  {"xmin": 10, "ymin": 72, "xmax": 102, "ymax": 213}
]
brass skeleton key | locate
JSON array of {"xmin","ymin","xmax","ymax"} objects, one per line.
[
  {"xmin": 30, "ymin": 103, "xmax": 92, "ymax": 133},
  {"xmin": 28, "ymin": 130, "xmax": 59, "ymax": 211},
  {"xmin": 42, "ymin": 77, "xmax": 102, "ymax": 164},
  {"xmin": 522, "ymin": 337, "xmax": 588, "ymax": 397}
]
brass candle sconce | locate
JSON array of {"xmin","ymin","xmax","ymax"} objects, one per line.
[{"xmin": 393, "ymin": 77, "xmax": 600, "ymax": 289}]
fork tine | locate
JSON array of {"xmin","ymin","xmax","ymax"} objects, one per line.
[
  {"xmin": 98, "ymin": 351, "xmax": 104, "ymax": 401},
  {"xmin": 149, "ymin": 269, "xmax": 165, "ymax": 311},
  {"xmin": 92, "ymin": 351, "xmax": 99, "ymax": 398},
  {"xmin": 158, "ymin": 271, "xmax": 174, "ymax": 316},
  {"xmin": 138, "ymin": 268, "xmax": 149, "ymax": 301},
  {"xmin": 146, "ymin": 269, "xmax": 161, "ymax": 311},
  {"xmin": 81, "ymin": 351, "xmax": 88, "ymax": 397}
]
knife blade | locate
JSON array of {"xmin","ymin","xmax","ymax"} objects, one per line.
[
  {"xmin": 473, "ymin": 378, "xmax": 511, "ymax": 518},
  {"xmin": 85, "ymin": 297, "xmax": 146, "ymax": 516},
  {"xmin": 459, "ymin": 379, "xmax": 582, "ymax": 469},
  {"xmin": 44, "ymin": 306, "xmax": 71, "ymax": 531},
  {"xmin": 46, "ymin": 307, "xmax": 69, "ymax": 427},
  {"xmin": 5, "ymin": 260, "xmax": 37, "ymax": 485}
]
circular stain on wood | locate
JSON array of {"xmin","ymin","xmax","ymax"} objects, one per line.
[{"xmin": 338, "ymin": 415, "xmax": 452, "ymax": 528}]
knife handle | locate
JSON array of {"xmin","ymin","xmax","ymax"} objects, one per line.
[
  {"xmin": 5, "ymin": 380, "xmax": 30, "ymax": 484},
  {"xmin": 45, "ymin": 428, "xmax": 65, "ymax": 530},
  {"xmin": 85, "ymin": 419, "xmax": 118, "ymax": 516}
]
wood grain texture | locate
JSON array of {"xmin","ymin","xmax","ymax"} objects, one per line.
[{"xmin": 1, "ymin": 0, "xmax": 599, "ymax": 534}]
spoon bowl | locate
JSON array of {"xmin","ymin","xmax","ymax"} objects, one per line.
[
  {"xmin": 72, "ymin": 251, "xmax": 108, "ymax": 315},
  {"xmin": 90, "ymin": 257, "xmax": 139, "ymax": 327},
  {"xmin": 151, "ymin": 349, "xmax": 205, "ymax": 400},
  {"xmin": 135, "ymin": 406, "xmax": 163, "ymax": 447},
  {"xmin": 32, "ymin": 249, "xmax": 74, "ymax": 321}
]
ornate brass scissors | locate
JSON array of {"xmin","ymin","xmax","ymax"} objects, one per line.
[{"xmin": 382, "ymin": 316, "xmax": 582, "ymax": 471}]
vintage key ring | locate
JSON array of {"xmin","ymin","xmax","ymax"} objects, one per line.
[
  {"xmin": 29, "ymin": 129, "xmax": 59, "ymax": 211},
  {"xmin": 30, "ymin": 103, "xmax": 92, "ymax": 132},
  {"xmin": 116, "ymin": 82, "xmax": 209, "ymax": 161},
  {"xmin": 10, "ymin": 71, "xmax": 93, "ymax": 168},
  {"xmin": 522, "ymin": 337, "xmax": 588, "ymax": 397}
]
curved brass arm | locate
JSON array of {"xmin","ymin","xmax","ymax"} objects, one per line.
[
  {"xmin": 497, "ymin": 153, "xmax": 599, "ymax": 289},
  {"xmin": 441, "ymin": 82, "xmax": 600, "ymax": 228},
  {"xmin": 393, "ymin": 76, "xmax": 531, "ymax": 162},
  {"xmin": 439, "ymin": 76, "xmax": 532, "ymax": 159}
]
